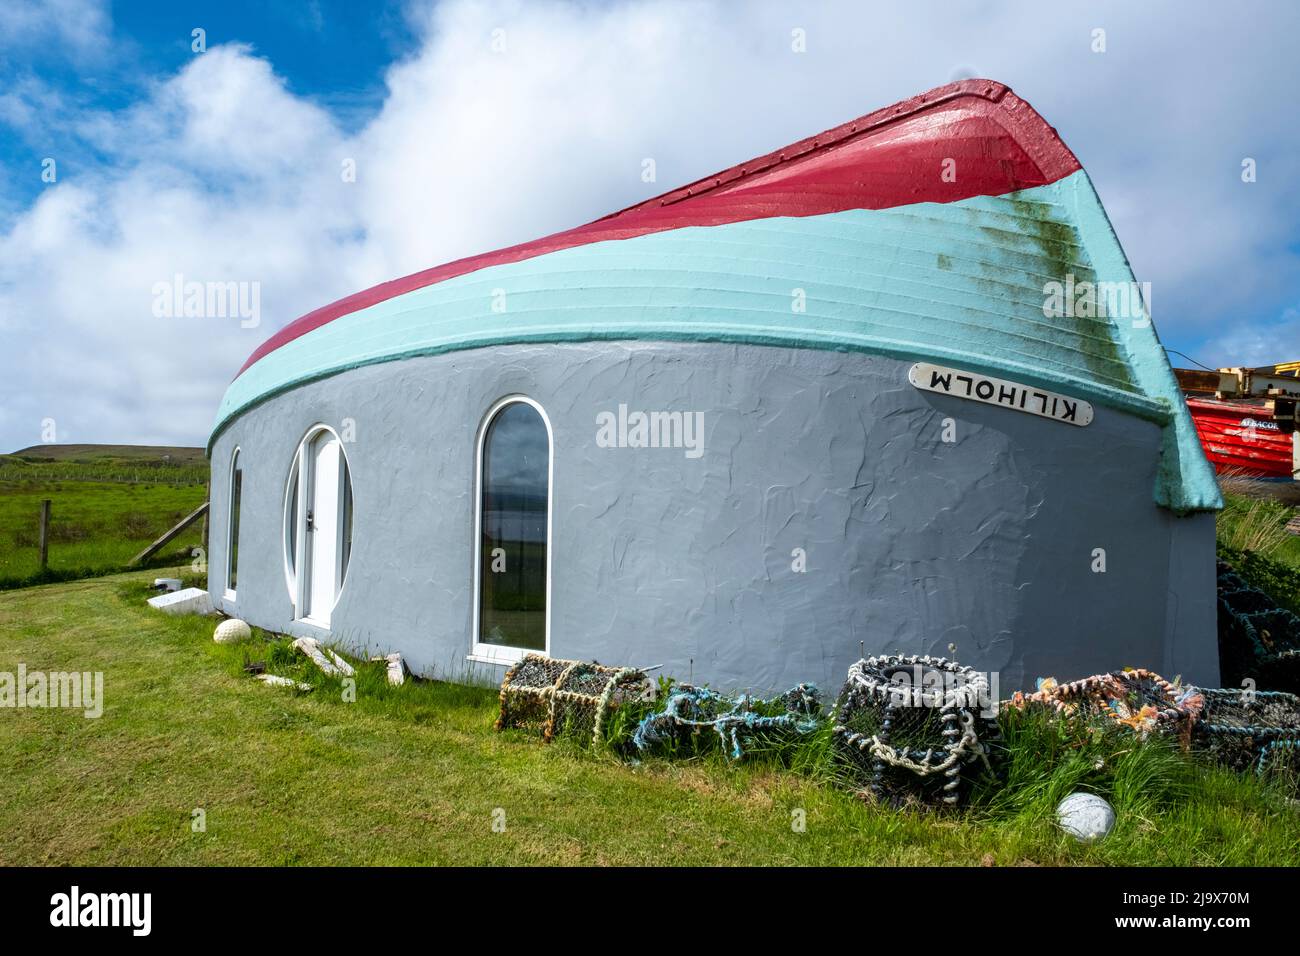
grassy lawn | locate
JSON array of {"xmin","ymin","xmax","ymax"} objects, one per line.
[
  {"xmin": 1218, "ymin": 488, "xmax": 1300, "ymax": 569},
  {"xmin": 1, "ymin": 570, "xmax": 1297, "ymax": 866},
  {"xmin": 1217, "ymin": 489, "xmax": 1300, "ymax": 615},
  {"xmin": 0, "ymin": 448, "xmax": 208, "ymax": 589}
]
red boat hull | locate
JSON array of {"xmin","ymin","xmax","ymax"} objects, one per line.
[{"xmin": 1186, "ymin": 398, "xmax": 1295, "ymax": 478}]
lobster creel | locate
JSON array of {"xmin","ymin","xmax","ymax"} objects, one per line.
[
  {"xmin": 1004, "ymin": 668, "xmax": 1196, "ymax": 740},
  {"xmin": 1190, "ymin": 686, "xmax": 1300, "ymax": 775},
  {"xmin": 495, "ymin": 654, "xmax": 654, "ymax": 746},
  {"xmin": 833, "ymin": 655, "xmax": 997, "ymax": 807},
  {"xmin": 1216, "ymin": 559, "xmax": 1300, "ymax": 696}
]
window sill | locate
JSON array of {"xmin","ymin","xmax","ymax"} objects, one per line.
[
  {"xmin": 223, "ymin": 590, "xmax": 236, "ymax": 601},
  {"xmin": 466, "ymin": 648, "xmax": 543, "ymax": 667}
]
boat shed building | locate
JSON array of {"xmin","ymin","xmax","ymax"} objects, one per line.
[{"xmin": 206, "ymin": 79, "xmax": 1223, "ymax": 695}]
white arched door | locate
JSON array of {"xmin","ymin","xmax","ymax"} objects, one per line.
[{"xmin": 288, "ymin": 427, "xmax": 352, "ymax": 627}]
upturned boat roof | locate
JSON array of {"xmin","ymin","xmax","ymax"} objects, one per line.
[{"xmin": 212, "ymin": 79, "xmax": 1220, "ymax": 512}]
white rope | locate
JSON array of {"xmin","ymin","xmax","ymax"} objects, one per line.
[{"xmin": 838, "ymin": 711, "xmax": 989, "ymax": 776}]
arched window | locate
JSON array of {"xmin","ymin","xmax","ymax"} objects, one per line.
[
  {"xmin": 473, "ymin": 397, "xmax": 551, "ymax": 661},
  {"xmin": 224, "ymin": 447, "xmax": 242, "ymax": 598},
  {"xmin": 283, "ymin": 426, "xmax": 354, "ymax": 626}
]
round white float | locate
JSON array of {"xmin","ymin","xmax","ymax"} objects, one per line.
[
  {"xmin": 214, "ymin": 618, "xmax": 252, "ymax": 644},
  {"xmin": 1057, "ymin": 792, "xmax": 1115, "ymax": 842}
]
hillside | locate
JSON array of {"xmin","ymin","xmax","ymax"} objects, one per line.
[{"xmin": 6, "ymin": 443, "xmax": 206, "ymax": 464}]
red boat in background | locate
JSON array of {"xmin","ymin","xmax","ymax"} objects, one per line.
[
  {"xmin": 1186, "ymin": 397, "xmax": 1295, "ymax": 478},
  {"xmin": 1177, "ymin": 365, "xmax": 1298, "ymax": 480}
]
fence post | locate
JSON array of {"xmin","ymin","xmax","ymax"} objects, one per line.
[{"xmin": 38, "ymin": 499, "xmax": 51, "ymax": 570}]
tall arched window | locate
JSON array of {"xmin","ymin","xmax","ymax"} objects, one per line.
[
  {"xmin": 473, "ymin": 397, "xmax": 551, "ymax": 661},
  {"xmin": 283, "ymin": 426, "xmax": 354, "ymax": 627},
  {"xmin": 224, "ymin": 447, "xmax": 242, "ymax": 598}
]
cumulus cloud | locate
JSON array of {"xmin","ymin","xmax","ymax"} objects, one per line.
[
  {"xmin": 0, "ymin": 0, "xmax": 111, "ymax": 56},
  {"xmin": 0, "ymin": 0, "xmax": 1297, "ymax": 450}
]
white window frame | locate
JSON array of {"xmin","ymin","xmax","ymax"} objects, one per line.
[
  {"xmin": 282, "ymin": 445, "xmax": 302, "ymax": 604},
  {"xmin": 224, "ymin": 447, "xmax": 241, "ymax": 600},
  {"xmin": 283, "ymin": 424, "xmax": 353, "ymax": 627},
  {"xmin": 469, "ymin": 395, "xmax": 553, "ymax": 666}
]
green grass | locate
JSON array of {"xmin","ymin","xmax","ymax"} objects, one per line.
[
  {"xmin": 1217, "ymin": 490, "xmax": 1300, "ymax": 614},
  {"xmin": 0, "ymin": 446, "xmax": 209, "ymax": 589},
  {"xmin": 1218, "ymin": 491, "xmax": 1300, "ymax": 569},
  {"xmin": 0, "ymin": 570, "xmax": 1296, "ymax": 866},
  {"xmin": 0, "ymin": 481, "xmax": 208, "ymax": 588}
]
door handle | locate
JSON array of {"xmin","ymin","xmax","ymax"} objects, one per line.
[{"xmin": 306, "ymin": 509, "xmax": 315, "ymax": 532}]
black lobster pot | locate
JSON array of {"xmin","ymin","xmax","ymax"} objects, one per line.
[{"xmin": 833, "ymin": 655, "xmax": 998, "ymax": 807}]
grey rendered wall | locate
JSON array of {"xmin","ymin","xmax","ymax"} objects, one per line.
[{"xmin": 206, "ymin": 342, "xmax": 1219, "ymax": 696}]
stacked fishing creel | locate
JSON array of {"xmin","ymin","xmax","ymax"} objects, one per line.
[
  {"xmin": 1217, "ymin": 560, "xmax": 1300, "ymax": 696},
  {"xmin": 495, "ymin": 654, "xmax": 654, "ymax": 746},
  {"xmin": 1005, "ymin": 668, "xmax": 1197, "ymax": 741},
  {"xmin": 1189, "ymin": 686, "xmax": 1300, "ymax": 776},
  {"xmin": 632, "ymin": 682, "xmax": 823, "ymax": 760},
  {"xmin": 833, "ymin": 655, "xmax": 996, "ymax": 807}
]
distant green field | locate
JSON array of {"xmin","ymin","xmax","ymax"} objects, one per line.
[
  {"xmin": 7, "ymin": 443, "xmax": 206, "ymax": 463},
  {"xmin": 0, "ymin": 446, "xmax": 209, "ymax": 589},
  {"xmin": 0, "ymin": 444, "xmax": 207, "ymax": 485}
]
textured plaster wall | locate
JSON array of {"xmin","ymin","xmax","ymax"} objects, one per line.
[{"xmin": 207, "ymin": 341, "xmax": 1219, "ymax": 696}]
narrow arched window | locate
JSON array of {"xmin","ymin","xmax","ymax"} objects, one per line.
[
  {"xmin": 474, "ymin": 398, "xmax": 551, "ymax": 660},
  {"xmin": 224, "ymin": 448, "xmax": 242, "ymax": 598}
]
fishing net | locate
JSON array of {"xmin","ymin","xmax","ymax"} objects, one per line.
[
  {"xmin": 832, "ymin": 655, "xmax": 997, "ymax": 807},
  {"xmin": 632, "ymin": 683, "xmax": 823, "ymax": 760},
  {"xmin": 495, "ymin": 654, "xmax": 654, "ymax": 746},
  {"xmin": 1256, "ymin": 739, "xmax": 1300, "ymax": 788},
  {"xmin": 1189, "ymin": 686, "xmax": 1300, "ymax": 773},
  {"xmin": 1217, "ymin": 560, "xmax": 1300, "ymax": 695},
  {"xmin": 1004, "ymin": 668, "xmax": 1197, "ymax": 741}
]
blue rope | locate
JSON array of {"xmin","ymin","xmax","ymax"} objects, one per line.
[
  {"xmin": 632, "ymin": 682, "xmax": 822, "ymax": 760},
  {"xmin": 1256, "ymin": 737, "xmax": 1300, "ymax": 778}
]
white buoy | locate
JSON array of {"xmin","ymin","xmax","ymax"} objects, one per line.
[
  {"xmin": 214, "ymin": 618, "xmax": 252, "ymax": 644},
  {"xmin": 1057, "ymin": 792, "xmax": 1116, "ymax": 843}
]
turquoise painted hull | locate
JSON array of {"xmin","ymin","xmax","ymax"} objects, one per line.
[{"xmin": 211, "ymin": 170, "xmax": 1218, "ymax": 512}]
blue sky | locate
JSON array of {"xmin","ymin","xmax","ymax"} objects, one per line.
[
  {"xmin": 0, "ymin": 1, "xmax": 411, "ymax": 213},
  {"xmin": 1, "ymin": 0, "xmax": 1298, "ymax": 450}
]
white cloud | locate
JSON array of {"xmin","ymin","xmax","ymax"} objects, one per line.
[
  {"xmin": 1201, "ymin": 306, "xmax": 1300, "ymax": 369},
  {"xmin": 1, "ymin": 0, "xmax": 1298, "ymax": 450},
  {"xmin": 0, "ymin": 0, "xmax": 111, "ymax": 56}
]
